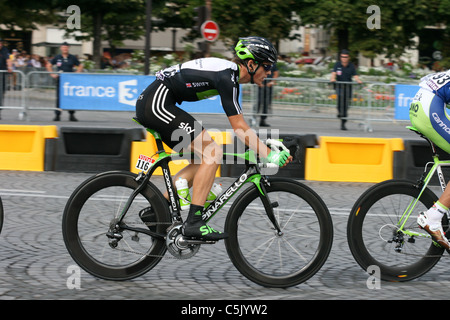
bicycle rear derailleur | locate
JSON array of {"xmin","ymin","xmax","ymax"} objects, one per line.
[
  {"xmin": 165, "ymin": 221, "xmax": 215, "ymax": 259},
  {"xmin": 106, "ymin": 218, "xmax": 123, "ymax": 249}
]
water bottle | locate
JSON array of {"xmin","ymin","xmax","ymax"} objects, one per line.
[
  {"xmin": 175, "ymin": 178, "xmax": 191, "ymax": 210},
  {"xmin": 204, "ymin": 183, "xmax": 223, "ymax": 208}
]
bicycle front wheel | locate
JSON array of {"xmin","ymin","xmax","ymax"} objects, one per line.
[
  {"xmin": 225, "ymin": 178, "xmax": 333, "ymax": 288},
  {"xmin": 62, "ymin": 171, "xmax": 171, "ymax": 280},
  {"xmin": 347, "ymin": 179, "xmax": 446, "ymax": 282}
]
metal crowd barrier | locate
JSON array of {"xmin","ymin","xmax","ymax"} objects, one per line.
[
  {"xmin": 243, "ymin": 78, "xmax": 400, "ymax": 132},
  {"xmin": 1, "ymin": 70, "xmax": 405, "ymax": 132},
  {"xmin": 0, "ymin": 70, "xmax": 58, "ymax": 120},
  {"xmin": 0, "ymin": 70, "xmax": 27, "ymax": 119},
  {"xmin": 26, "ymin": 71, "xmax": 58, "ymax": 113}
]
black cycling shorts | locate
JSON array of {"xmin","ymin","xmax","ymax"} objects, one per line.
[{"xmin": 135, "ymin": 80, "xmax": 204, "ymax": 151}]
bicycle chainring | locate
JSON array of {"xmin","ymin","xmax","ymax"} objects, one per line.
[{"xmin": 166, "ymin": 222, "xmax": 200, "ymax": 259}]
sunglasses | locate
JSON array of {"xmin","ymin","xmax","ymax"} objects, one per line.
[{"xmin": 261, "ymin": 63, "xmax": 273, "ymax": 71}]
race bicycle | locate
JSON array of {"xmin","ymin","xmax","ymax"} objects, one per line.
[
  {"xmin": 347, "ymin": 126, "xmax": 450, "ymax": 282},
  {"xmin": 62, "ymin": 120, "xmax": 333, "ymax": 288}
]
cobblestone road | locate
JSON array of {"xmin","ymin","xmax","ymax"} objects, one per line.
[
  {"xmin": 1, "ymin": 170, "xmax": 450, "ymax": 302},
  {"xmin": 1, "ymin": 107, "xmax": 449, "ymax": 304}
]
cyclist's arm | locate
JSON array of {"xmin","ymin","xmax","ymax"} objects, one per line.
[{"xmin": 228, "ymin": 114, "xmax": 271, "ymax": 158}]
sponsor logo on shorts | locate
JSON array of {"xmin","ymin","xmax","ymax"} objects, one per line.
[{"xmin": 432, "ymin": 112, "xmax": 450, "ymax": 134}]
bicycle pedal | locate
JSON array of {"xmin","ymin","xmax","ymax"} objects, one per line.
[{"xmin": 271, "ymin": 201, "xmax": 279, "ymax": 208}]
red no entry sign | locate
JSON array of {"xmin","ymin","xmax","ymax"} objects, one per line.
[{"xmin": 201, "ymin": 20, "xmax": 219, "ymax": 42}]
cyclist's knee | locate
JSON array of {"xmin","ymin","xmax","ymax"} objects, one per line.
[{"xmin": 202, "ymin": 142, "xmax": 222, "ymax": 166}]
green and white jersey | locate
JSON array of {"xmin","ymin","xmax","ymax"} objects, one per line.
[{"xmin": 410, "ymin": 70, "xmax": 450, "ymax": 153}]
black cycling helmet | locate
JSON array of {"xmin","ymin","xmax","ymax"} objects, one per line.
[
  {"xmin": 235, "ymin": 36, "xmax": 277, "ymax": 64},
  {"xmin": 235, "ymin": 36, "xmax": 277, "ymax": 84}
]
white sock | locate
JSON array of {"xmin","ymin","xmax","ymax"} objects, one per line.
[{"xmin": 426, "ymin": 202, "xmax": 447, "ymax": 226}]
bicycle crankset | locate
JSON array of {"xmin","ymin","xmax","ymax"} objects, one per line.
[{"xmin": 165, "ymin": 222, "xmax": 215, "ymax": 259}]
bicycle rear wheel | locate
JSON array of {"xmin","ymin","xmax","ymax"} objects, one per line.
[
  {"xmin": 62, "ymin": 171, "xmax": 171, "ymax": 280},
  {"xmin": 347, "ymin": 179, "xmax": 446, "ymax": 282},
  {"xmin": 224, "ymin": 178, "xmax": 333, "ymax": 288}
]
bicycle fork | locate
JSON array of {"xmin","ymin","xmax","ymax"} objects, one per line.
[{"xmin": 256, "ymin": 178, "xmax": 283, "ymax": 236}]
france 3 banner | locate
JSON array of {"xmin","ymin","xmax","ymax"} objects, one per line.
[
  {"xmin": 394, "ymin": 84, "xmax": 420, "ymax": 120},
  {"xmin": 59, "ymin": 73, "xmax": 234, "ymax": 113}
]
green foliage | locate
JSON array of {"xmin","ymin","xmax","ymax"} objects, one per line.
[
  {"xmin": 3, "ymin": 0, "xmax": 450, "ymax": 72},
  {"xmin": 212, "ymin": 0, "xmax": 301, "ymax": 45},
  {"xmin": 296, "ymin": 0, "xmax": 444, "ymax": 60},
  {"xmin": 0, "ymin": 0, "xmax": 58, "ymax": 30}
]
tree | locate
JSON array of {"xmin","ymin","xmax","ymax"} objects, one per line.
[
  {"xmin": 296, "ymin": 0, "xmax": 442, "ymax": 61},
  {"xmin": 0, "ymin": 0, "xmax": 57, "ymax": 31},
  {"xmin": 59, "ymin": 0, "xmax": 198, "ymax": 68},
  {"xmin": 52, "ymin": 0, "xmax": 146, "ymax": 68},
  {"xmin": 210, "ymin": 0, "xmax": 301, "ymax": 48}
]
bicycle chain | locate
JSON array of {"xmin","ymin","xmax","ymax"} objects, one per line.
[
  {"xmin": 111, "ymin": 245, "xmax": 180, "ymax": 260},
  {"xmin": 109, "ymin": 221, "xmax": 189, "ymax": 260}
]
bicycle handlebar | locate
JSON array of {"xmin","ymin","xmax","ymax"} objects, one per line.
[{"xmin": 258, "ymin": 162, "xmax": 279, "ymax": 168}]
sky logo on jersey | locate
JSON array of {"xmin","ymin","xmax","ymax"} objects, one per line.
[{"xmin": 178, "ymin": 122, "xmax": 195, "ymax": 134}]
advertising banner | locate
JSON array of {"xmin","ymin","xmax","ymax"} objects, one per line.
[
  {"xmin": 59, "ymin": 73, "xmax": 232, "ymax": 113},
  {"xmin": 394, "ymin": 84, "xmax": 420, "ymax": 120}
]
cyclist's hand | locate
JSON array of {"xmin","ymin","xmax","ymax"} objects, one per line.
[
  {"xmin": 265, "ymin": 150, "xmax": 290, "ymax": 167},
  {"xmin": 266, "ymin": 138, "xmax": 288, "ymax": 152}
]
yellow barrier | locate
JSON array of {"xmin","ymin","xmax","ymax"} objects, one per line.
[
  {"xmin": 305, "ymin": 136, "xmax": 404, "ymax": 182},
  {"xmin": 130, "ymin": 130, "xmax": 233, "ymax": 176},
  {"xmin": 0, "ymin": 125, "xmax": 58, "ymax": 171}
]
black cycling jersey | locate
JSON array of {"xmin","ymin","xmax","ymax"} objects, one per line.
[
  {"xmin": 136, "ymin": 57, "xmax": 244, "ymax": 151},
  {"xmin": 155, "ymin": 57, "xmax": 242, "ymax": 117}
]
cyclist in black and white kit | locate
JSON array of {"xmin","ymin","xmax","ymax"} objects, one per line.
[
  {"xmin": 136, "ymin": 37, "xmax": 292, "ymax": 240},
  {"xmin": 137, "ymin": 58, "xmax": 243, "ymax": 145}
]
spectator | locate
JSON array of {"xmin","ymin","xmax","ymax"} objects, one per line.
[
  {"xmin": 257, "ymin": 63, "xmax": 279, "ymax": 127},
  {"xmin": 38, "ymin": 56, "xmax": 46, "ymax": 68},
  {"xmin": 330, "ymin": 49, "xmax": 362, "ymax": 130},
  {"xmin": 46, "ymin": 42, "xmax": 83, "ymax": 121},
  {"xmin": 15, "ymin": 52, "xmax": 27, "ymax": 69},
  {"xmin": 29, "ymin": 54, "xmax": 42, "ymax": 68},
  {"xmin": 101, "ymin": 51, "xmax": 114, "ymax": 69},
  {"xmin": 9, "ymin": 49, "xmax": 19, "ymax": 89}
]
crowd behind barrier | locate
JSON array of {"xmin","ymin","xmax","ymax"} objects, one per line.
[{"xmin": 0, "ymin": 70, "xmax": 417, "ymax": 131}]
